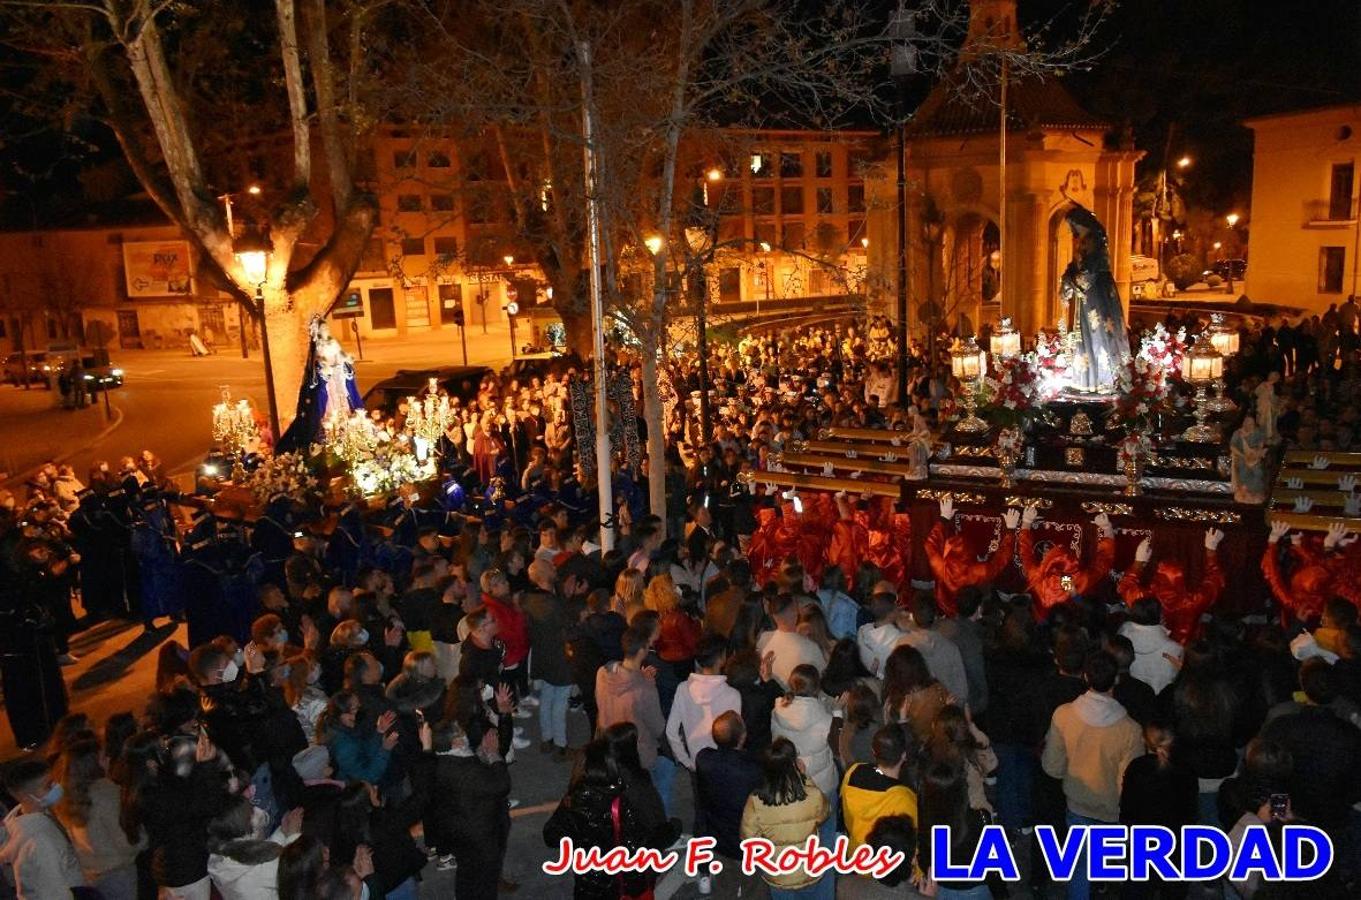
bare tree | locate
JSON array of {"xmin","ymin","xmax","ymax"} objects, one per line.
[{"xmin": 1, "ymin": 0, "xmax": 384, "ymax": 425}]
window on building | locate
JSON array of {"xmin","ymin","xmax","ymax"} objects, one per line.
[
  {"xmin": 815, "ymin": 151, "xmax": 833, "ymax": 179},
  {"xmin": 1320, "ymin": 247, "xmax": 1346, "ymax": 293},
  {"xmin": 848, "ymin": 218, "xmax": 865, "ymax": 243},
  {"xmin": 433, "ymin": 236, "xmax": 459, "ymax": 257},
  {"xmin": 750, "ymin": 153, "xmax": 773, "ymax": 178},
  {"xmin": 816, "ymin": 187, "xmax": 834, "ymax": 214},
  {"xmin": 393, "ymin": 150, "xmax": 417, "ymax": 169},
  {"xmin": 754, "ymin": 222, "xmax": 778, "ymax": 249},
  {"xmin": 400, "ymin": 237, "xmax": 426, "ymax": 257},
  {"xmin": 719, "ymin": 267, "xmax": 742, "ymax": 303},
  {"xmin": 369, "ymin": 288, "xmax": 397, "ymax": 329},
  {"xmin": 780, "ymin": 152, "xmax": 803, "ymax": 178},
  {"xmin": 781, "ymin": 186, "xmax": 804, "ymax": 215},
  {"xmin": 428, "ymin": 151, "xmax": 452, "ymax": 168},
  {"xmin": 1329, "ymin": 163, "xmax": 1355, "ymax": 220},
  {"xmin": 438, "ymin": 283, "xmax": 464, "ymax": 324},
  {"xmin": 752, "ymin": 187, "xmax": 776, "ymax": 215},
  {"xmin": 430, "ymin": 194, "xmax": 455, "ymax": 212},
  {"xmin": 782, "ymin": 221, "xmax": 806, "ymax": 251},
  {"xmin": 847, "ymin": 183, "xmax": 866, "ymax": 213},
  {"xmin": 397, "ymin": 194, "xmax": 423, "ymax": 212}
]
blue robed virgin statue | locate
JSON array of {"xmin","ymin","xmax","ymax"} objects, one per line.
[
  {"xmin": 277, "ymin": 316, "xmax": 362, "ymax": 452},
  {"xmin": 1060, "ymin": 203, "xmax": 1130, "ymax": 393}
]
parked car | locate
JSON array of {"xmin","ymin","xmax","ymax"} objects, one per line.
[
  {"xmin": 3, "ymin": 351, "xmax": 53, "ymax": 386},
  {"xmin": 1129, "ymin": 255, "xmax": 1175, "ymax": 299},
  {"xmin": 78, "ymin": 355, "xmax": 124, "ymax": 389},
  {"xmin": 1204, "ymin": 258, "xmax": 1247, "ymax": 281},
  {"xmin": 361, "ymin": 365, "xmax": 491, "ymax": 416}
]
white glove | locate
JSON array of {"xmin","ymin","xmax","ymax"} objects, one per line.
[
  {"xmin": 1339, "ymin": 474, "xmax": 1357, "ymax": 493},
  {"xmin": 1268, "ymin": 520, "xmax": 1290, "ymax": 543},
  {"xmin": 1003, "ymin": 508, "xmax": 1021, "ymax": 530},
  {"xmin": 1286, "ymin": 477, "xmax": 1304, "ymax": 490},
  {"xmin": 1093, "ymin": 512, "xmax": 1114, "ymax": 538},
  {"xmin": 939, "ymin": 497, "xmax": 955, "ymax": 521},
  {"xmin": 1324, "ymin": 522, "xmax": 1359, "ymax": 552},
  {"xmin": 1310, "ymin": 455, "xmax": 1330, "ymax": 470},
  {"xmin": 1021, "ymin": 505, "xmax": 1039, "ymax": 529},
  {"xmin": 1204, "ymin": 528, "xmax": 1225, "ymax": 551},
  {"xmin": 1346, "ymin": 494, "xmax": 1361, "ymax": 517},
  {"xmin": 1135, "ymin": 537, "xmax": 1153, "ymax": 563},
  {"xmin": 1293, "ymin": 497, "xmax": 1314, "ymax": 514}
]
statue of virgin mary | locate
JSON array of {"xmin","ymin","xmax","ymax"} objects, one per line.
[
  {"xmin": 276, "ymin": 316, "xmax": 362, "ymax": 452},
  {"xmin": 1059, "ymin": 203, "xmax": 1130, "ymax": 393}
]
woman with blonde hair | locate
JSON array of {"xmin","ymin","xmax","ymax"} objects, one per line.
[
  {"xmin": 53, "ymin": 737, "xmax": 145, "ymax": 899},
  {"xmin": 646, "ymin": 573, "xmax": 701, "ymax": 665},
  {"xmin": 283, "ymin": 651, "xmax": 328, "ymax": 743},
  {"xmin": 926, "ymin": 704, "xmax": 997, "ymax": 814},
  {"xmin": 612, "ymin": 568, "xmax": 646, "ymax": 619}
]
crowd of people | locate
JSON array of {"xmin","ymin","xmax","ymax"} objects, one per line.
[{"xmin": 0, "ymin": 308, "xmax": 1359, "ymax": 900}]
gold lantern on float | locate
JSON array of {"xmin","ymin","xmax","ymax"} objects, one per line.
[
  {"xmin": 1205, "ymin": 313, "xmax": 1239, "ymax": 413},
  {"xmin": 950, "ymin": 337, "xmax": 989, "ymax": 433},
  {"xmin": 1180, "ymin": 334, "xmax": 1224, "ymax": 443},
  {"xmin": 989, "ymin": 316, "xmax": 1022, "ymax": 360}
]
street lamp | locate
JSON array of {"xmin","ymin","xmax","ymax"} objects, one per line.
[
  {"xmin": 233, "ymin": 231, "xmax": 280, "ymax": 440},
  {"xmin": 860, "ymin": 237, "xmax": 870, "ymax": 249},
  {"xmin": 1225, "ymin": 213, "xmax": 1240, "ymax": 228},
  {"xmin": 685, "ymin": 224, "xmax": 714, "ymax": 443},
  {"xmin": 1177, "ymin": 156, "xmax": 1192, "ymax": 170},
  {"xmin": 1222, "ymin": 214, "xmax": 1240, "ymax": 294},
  {"xmin": 503, "ymin": 254, "xmax": 515, "ymax": 266},
  {"xmin": 645, "ymin": 234, "xmax": 664, "ymax": 256}
]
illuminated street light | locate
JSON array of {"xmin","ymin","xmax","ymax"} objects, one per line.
[
  {"xmin": 1176, "ymin": 156, "xmax": 1192, "ymax": 169},
  {"xmin": 645, "ymin": 235, "xmax": 664, "ymax": 255},
  {"xmin": 860, "ymin": 237, "xmax": 870, "ymax": 249},
  {"xmin": 1213, "ymin": 241, "xmax": 1223, "ymax": 251},
  {"xmin": 1225, "ymin": 213, "xmax": 1240, "ymax": 228},
  {"xmin": 233, "ymin": 230, "xmax": 279, "ymax": 438},
  {"xmin": 706, "ymin": 168, "xmax": 723, "ymax": 182},
  {"xmin": 759, "ymin": 241, "xmax": 772, "ymax": 253},
  {"xmin": 247, "ymin": 184, "xmax": 262, "ymax": 195},
  {"xmin": 503, "ymin": 254, "xmax": 515, "ymax": 266}
]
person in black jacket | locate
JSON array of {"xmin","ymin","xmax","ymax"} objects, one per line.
[
  {"xmin": 133, "ymin": 729, "xmax": 233, "ymax": 896},
  {"xmin": 418, "ymin": 718, "xmax": 514, "ymax": 899},
  {"xmin": 694, "ymin": 711, "xmax": 763, "ymax": 860},
  {"xmin": 1119, "ymin": 720, "xmax": 1197, "ymax": 900},
  {"xmin": 523, "ymin": 560, "xmax": 575, "ymax": 756}
]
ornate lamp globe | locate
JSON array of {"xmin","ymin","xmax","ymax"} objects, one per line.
[
  {"xmin": 990, "ymin": 316, "xmax": 1021, "ymax": 360},
  {"xmin": 1180, "ymin": 334, "xmax": 1224, "ymax": 443},
  {"xmin": 950, "ymin": 337, "xmax": 989, "ymax": 433}
]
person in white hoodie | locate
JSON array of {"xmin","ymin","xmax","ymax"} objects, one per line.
[
  {"xmin": 1041, "ymin": 650, "xmax": 1143, "ymax": 900},
  {"xmin": 771, "ymin": 664, "xmax": 841, "ymax": 816},
  {"xmin": 856, "ymin": 589, "xmax": 904, "ymax": 676},
  {"xmin": 0, "ymin": 757, "xmax": 86, "ymax": 899},
  {"xmin": 205, "ymin": 797, "xmax": 303, "ymax": 900},
  {"xmin": 1118, "ymin": 551, "xmax": 1184, "ymax": 695},
  {"xmin": 666, "ymin": 635, "xmax": 742, "ymax": 772}
]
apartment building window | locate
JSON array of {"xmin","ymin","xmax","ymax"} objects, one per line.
[
  {"xmin": 1329, "ymin": 163, "xmax": 1355, "ymax": 221},
  {"xmin": 755, "ymin": 222, "xmax": 777, "ymax": 249},
  {"xmin": 1320, "ymin": 247, "xmax": 1346, "ymax": 293},
  {"xmin": 816, "ymin": 187, "xmax": 835, "ymax": 214},
  {"xmin": 400, "ymin": 237, "xmax": 426, "ymax": 256},
  {"xmin": 393, "ymin": 150, "xmax": 417, "ymax": 169},
  {"xmin": 719, "ymin": 268, "xmax": 741, "ymax": 303},
  {"xmin": 430, "ymin": 194, "xmax": 455, "ymax": 212},
  {"xmin": 750, "ymin": 153, "xmax": 773, "ymax": 178},
  {"xmin": 780, "ymin": 152, "xmax": 803, "ymax": 178},
  {"xmin": 752, "ymin": 187, "xmax": 776, "ymax": 215},
  {"xmin": 428, "ymin": 151, "xmax": 452, "ymax": 168},
  {"xmin": 397, "ymin": 194, "xmax": 423, "ymax": 212},
  {"xmin": 433, "ymin": 236, "xmax": 459, "ymax": 257},
  {"xmin": 815, "ymin": 151, "xmax": 833, "ymax": 178},
  {"xmin": 847, "ymin": 184, "xmax": 866, "ymax": 213},
  {"xmin": 781, "ymin": 186, "xmax": 804, "ymax": 215},
  {"xmin": 782, "ymin": 221, "xmax": 805, "ymax": 251}
]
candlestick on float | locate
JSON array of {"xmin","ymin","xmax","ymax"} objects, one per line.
[
  {"xmin": 950, "ymin": 337, "xmax": 989, "ymax": 433},
  {"xmin": 1205, "ymin": 313, "xmax": 1239, "ymax": 413},
  {"xmin": 1180, "ymin": 334, "xmax": 1224, "ymax": 443}
]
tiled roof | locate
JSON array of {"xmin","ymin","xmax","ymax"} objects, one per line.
[{"xmin": 907, "ymin": 71, "xmax": 1108, "ymax": 137}]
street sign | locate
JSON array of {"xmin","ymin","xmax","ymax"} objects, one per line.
[
  {"xmin": 332, "ymin": 291, "xmax": 365, "ymax": 320},
  {"xmin": 505, "ymin": 285, "xmax": 519, "ymax": 302},
  {"xmin": 505, "ymin": 301, "xmax": 520, "ymax": 316}
]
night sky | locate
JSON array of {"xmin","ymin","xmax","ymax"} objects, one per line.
[{"xmin": 1, "ymin": 0, "xmax": 1358, "ymax": 229}]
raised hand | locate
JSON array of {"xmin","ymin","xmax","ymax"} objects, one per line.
[
  {"xmin": 382, "ymin": 730, "xmax": 399, "ymax": 751},
  {"xmin": 1003, "ymin": 508, "xmax": 1021, "ymax": 530},
  {"xmin": 354, "ymin": 845, "xmax": 375, "ymax": 880},
  {"xmin": 939, "ymin": 497, "xmax": 955, "ymax": 521},
  {"xmin": 1021, "ymin": 505, "xmax": 1039, "ymax": 529},
  {"xmin": 280, "ymin": 807, "xmax": 304, "ymax": 837},
  {"xmin": 1204, "ymin": 528, "xmax": 1225, "ymax": 551},
  {"xmin": 1093, "ymin": 512, "xmax": 1114, "ymax": 537},
  {"xmin": 1324, "ymin": 522, "xmax": 1359, "ymax": 551},
  {"xmin": 1135, "ymin": 537, "xmax": 1153, "ymax": 563},
  {"xmin": 1286, "ymin": 476, "xmax": 1304, "ymax": 490},
  {"xmin": 1268, "ymin": 520, "xmax": 1291, "ymax": 543},
  {"xmin": 1339, "ymin": 475, "xmax": 1357, "ymax": 493},
  {"xmin": 376, "ymin": 710, "xmax": 397, "ymax": 735},
  {"xmin": 1310, "ymin": 455, "xmax": 1330, "ymax": 470},
  {"xmin": 1293, "ymin": 497, "xmax": 1314, "ymax": 514},
  {"xmin": 494, "ymin": 684, "xmax": 514, "ymax": 715},
  {"xmin": 418, "ymin": 720, "xmax": 433, "ymax": 752}
]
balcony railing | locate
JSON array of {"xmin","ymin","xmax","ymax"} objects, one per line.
[{"xmin": 1304, "ymin": 198, "xmax": 1357, "ymax": 225}]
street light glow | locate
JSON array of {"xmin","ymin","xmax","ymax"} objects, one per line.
[
  {"xmin": 706, "ymin": 168, "xmax": 723, "ymax": 182},
  {"xmin": 1225, "ymin": 213, "xmax": 1240, "ymax": 227},
  {"xmin": 860, "ymin": 237, "xmax": 870, "ymax": 248},
  {"xmin": 759, "ymin": 241, "xmax": 772, "ymax": 253},
  {"xmin": 1213, "ymin": 241, "xmax": 1223, "ymax": 251},
  {"xmin": 247, "ymin": 184, "xmax": 262, "ymax": 195},
  {"xmin": 1176, "ymin": 156, "xmax": 1192, "ymax": 169},
  {"xmin": 235, "ymin": 249, "xmax": 269, "ymax": 286},
  {"xmin": 503, "ymin": 254, "xmax": 515, "ymax": 266},
  {"xmin": 644, "ymin": 235, "xmax": 663, "ymax": 255}
]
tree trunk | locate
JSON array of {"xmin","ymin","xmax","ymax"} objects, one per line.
[
  {"xmin": 261, "ymin": 294, "xmax": 312, "ymax": 433},
  {"xmin": 640, "ymin": 344, "xmax": 668, "ymax": 536}
]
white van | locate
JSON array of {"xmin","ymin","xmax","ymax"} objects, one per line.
[{"xmin": 1129, "ymin": 255, "xmax": 1173, "ymax": 299}]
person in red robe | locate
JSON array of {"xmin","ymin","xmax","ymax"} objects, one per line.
[
  {"xmin": 1018, "ymin": 507, "xmax": 1115, "ymax": 620},
  {"xmin": 1262, "ymin": 521, "xmax": 1358, "ymax": 625},
  {"xmin": 1118, "ymin": 529, "xmax": 1225, "ymax": 643},
  {"xmin": 925, "ymin": 498, "xmax": 1019, "ymax": 617}
]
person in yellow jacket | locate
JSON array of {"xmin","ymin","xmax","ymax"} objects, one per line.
[
  {"xmin": 840, "ymin": 724, "xmax": 918, "ymax": 849},
  {"xmin": 740, "ymin": 738, "xmax": 832, "ymax": 898}
]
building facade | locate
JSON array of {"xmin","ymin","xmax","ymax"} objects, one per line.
[{"xmin": 1244, "ymin": 104, "xmax": 1361, "ymax": 312}]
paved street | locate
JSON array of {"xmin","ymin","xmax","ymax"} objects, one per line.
[{"xmin": 0, "ymin": 322, "xmax": 518, "ymax": 489}]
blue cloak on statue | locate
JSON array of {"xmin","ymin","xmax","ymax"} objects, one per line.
[
  {"xmin": 1061, "ymin": 204, "xmax": 1130, "ymax": 393},
  {"xmin": 277, "ymin": 321, "xmax": 363, "ymax": 453}
]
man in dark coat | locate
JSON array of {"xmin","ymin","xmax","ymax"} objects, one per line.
[
  {"xmin": 694, "ymin": 710, "xmax": 763, "ymax": 859},
  {"xmin": 522, "ymin": 559, "xmax": 574, "ymax": 756}
]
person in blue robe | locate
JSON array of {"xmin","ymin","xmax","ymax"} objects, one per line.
[{"xmin": 130, "ymin": 493, "xmax": 183, "ymax": 626}]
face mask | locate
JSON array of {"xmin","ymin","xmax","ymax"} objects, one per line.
[
  {"xmin": 481, "ymin": 683, "xmax": 494, "ymax": 702},
  {"xmin": 30, "ymin": 783, "xmax": 63, "ymax": 809},
  {"xmin": 357, "ymin": 629, "xmax": 370, "ymax": 645},
  {"xmin": 234, "ymin": 649, "xmax": 245, "ymax": 667},
  {"xmin": 221, "ymin": 660, "xmax": 240, "ymax": 683}
]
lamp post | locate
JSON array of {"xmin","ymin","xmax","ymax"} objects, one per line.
[
  {"xmin": 233, "ymin": 231, "xmax": 280, "ymax": 440},
  {"xmin": 1180, "ymin": 333, "xmax": 1224, "ymax": 442},
  {"xmin": 1223, "ymin": 213, "xmax": 1241, "ymax": 294},
  {"xmin": 502, "ymin": 255, "xmax": 518, "ymax": 360},
  {"xmin": 890, "ymin": 1, "xmax": 917, "ymax": 409},
  {"xmin": 949, "ymin": 337, "xmax": 989, "ymax": 433},
  {"xmin": 685, "ymin": 223, "xmax": 715, "ymax": 444}
]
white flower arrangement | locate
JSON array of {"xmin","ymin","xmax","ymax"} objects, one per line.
[{"xmin": 243, "ymin": 452, "xmax": 319, "ymax": 504}]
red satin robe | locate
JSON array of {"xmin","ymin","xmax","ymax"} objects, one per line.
[
  {"xmin": 925, "ymin": 520, "xmax": 1016, "ymax": 617},
  {"xmin": 1118, "ymin": 551, "xmax": 1224, "ymax": 643},
  {"xmin": 1020, "ymin": 528, "xmax": 1115, "ymax": 620},
  {"xmin": 1262, "ymin": 538, "xmax": 1336, "ymax": 625}
]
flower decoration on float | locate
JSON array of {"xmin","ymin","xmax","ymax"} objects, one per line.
[
  {"xmin": 978, "ymin": 353, "xmax": 1043, "ymax": 430},
  {"xmin": 242, "ymin": 451, "xmax": 319, "ymax": 504},
  {"xmin": 1107, "ymin": 324, "xmax": 1190, "ymax": 435},
  {"xmin": 1031, "ymin": 330, "xmax": 1072, "ymax": 401}
]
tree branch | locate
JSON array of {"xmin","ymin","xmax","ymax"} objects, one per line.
[
  {"xmin": 301, "ymin": 0, "xmax": 353, "ymax": 210},
  {"xmin": 275, "ymin": 0, "xmax": 311, "ymax": 190}
]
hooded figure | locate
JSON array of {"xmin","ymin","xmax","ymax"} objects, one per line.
[
  {"xmin": 926, "ymin": 501, "xmax": 1019, "ymax": 617},
  {"xmin": 1060, "ymin": 203, "xmax": 1130, "ymax": 393},
  {"xmin": 1019, "ymin": 510, "xmax": 1115, "ymax": 620},
  {"xmin": 1262, "ymin": 524, "xmax": 1356, "ymax": 625},
  {"xmin": 1119, "ymin": 530, "xmax": 1225, "ymax": 643}
]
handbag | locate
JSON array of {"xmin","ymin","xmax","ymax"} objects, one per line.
[{"xmin": 610, "ymin": 795, "xmax": 654, "ymax": 900}]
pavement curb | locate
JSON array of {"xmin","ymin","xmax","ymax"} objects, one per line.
[{"xmin": 4, "ymin": 404, "xmax": 124, "ymax": 490}]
